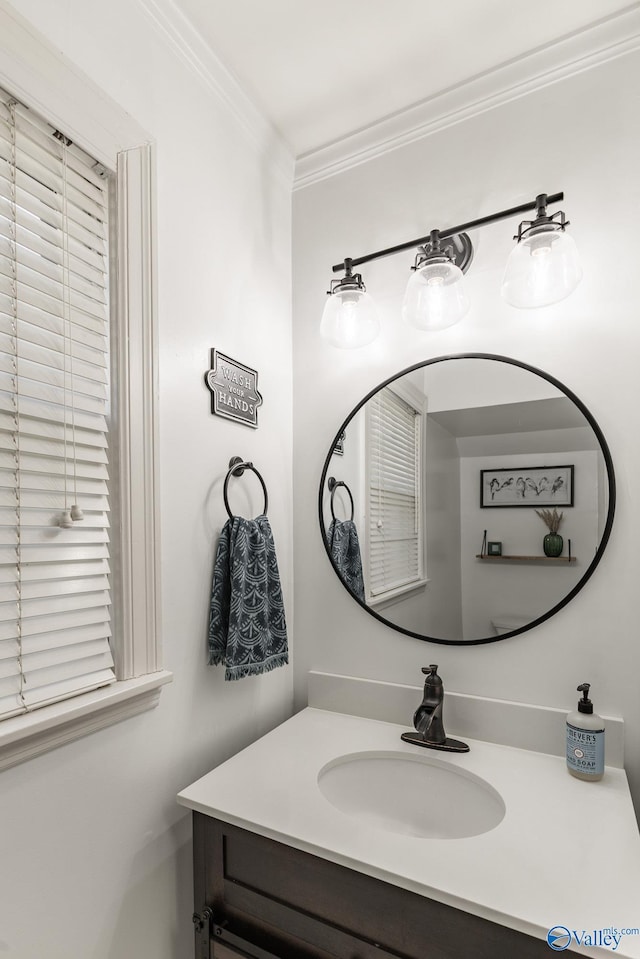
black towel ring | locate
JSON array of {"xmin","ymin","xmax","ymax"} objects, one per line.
[
  {"xmin": 224, "ymin": 456, "xmax": 269, "ymax": 519},
  {"xmin": 328, "ymin": 477, "xmax": 354, "ymax": 522}
]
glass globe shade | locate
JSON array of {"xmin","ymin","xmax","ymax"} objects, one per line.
[
  {"xmin": 320, "ymin": 287, "xmax": 380, "ymax": 349},
  {"xmin": 402, "ymin": 259, "xmax": 469, "ymax": 331},
  {"xmin": 501, "ymin": 227, "xmax": 583, "ymax": 308}
]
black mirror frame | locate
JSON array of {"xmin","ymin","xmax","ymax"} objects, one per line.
[{"xmin": 318, "ymin": 353, "xmax": 616, "ymax": 646}]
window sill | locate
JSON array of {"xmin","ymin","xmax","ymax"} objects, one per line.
[
  {"xmin": 0, "ymin": 670, "xmax": 172, "ymax": 772},
  {"xmin": 368, "ymin": 578, "xmax": 429, "ymax": 611}
]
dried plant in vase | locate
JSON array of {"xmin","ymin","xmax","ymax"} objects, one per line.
[
  {"xmin": 536, "ymin": 507, "xmax": 564, "ymax": 556},
  {"xmin": 535, "ymin": 507, "xmax": 563, "ymax": 533}
]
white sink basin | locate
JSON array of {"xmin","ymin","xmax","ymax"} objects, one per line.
[{"xmin": 317, "ymin": 750, "xmax": 505, "ymax": 840}]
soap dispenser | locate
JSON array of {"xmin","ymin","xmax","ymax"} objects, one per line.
[{"xmin": 566, "ymin": 683, "xmax": 605, "ymax": 781}]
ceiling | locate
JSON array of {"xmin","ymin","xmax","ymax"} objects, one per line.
[
  {"xmin": 429, "ymin": 398, "xmax": 601, "ymax": 457},
  {"xmin": 171, "ymin": 0, "xmax": 637, "ymax": 157},
  {"xmin": 429, "ymin": 398, "xmax": 589, "ymax": 440}
]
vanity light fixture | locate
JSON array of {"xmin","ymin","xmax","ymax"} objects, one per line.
[
  {"xmin": 320, "ymin": 192, "xmax": 581, "ymax": 348},
  {"xmin": 319, "ymin": 256, "xmax": 380, "ymax": 349},
  {"xmin": 402, "ymin": 230, "xmax": 470, "ymax": 331},
  {"xmin": 501, "ymin": 193, "xmax": 583, "ymax": 308}
]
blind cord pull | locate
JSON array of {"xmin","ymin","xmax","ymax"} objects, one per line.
[
  {"xmin": 58, "ymin": 138, "xmax": 83, "ymax": 527},
  {"xmin": 9, "ymin": 100, "xmax": 28, "ymax": 711},
  {"xmin": 64, "ymin": 140, "xmax": 83, "ymax": 523}
]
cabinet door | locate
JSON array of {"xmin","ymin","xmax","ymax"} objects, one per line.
[
  {"xmin": 213, "ymin": 947, "xmax": 244, "ymax": 959},
  {"xmin": 213, "ymin": 939, "xmax": 287, "ymax": 959},
  {"xmin": 196, "ymin": 814, "xmax": 571, "ymax": 959}
]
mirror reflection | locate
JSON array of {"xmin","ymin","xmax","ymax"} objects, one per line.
[{"xmin": 319, "ymin": 355, "xmax": 614, "ymax": 644}]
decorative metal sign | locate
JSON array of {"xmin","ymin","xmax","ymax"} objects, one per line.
[
  {"xmin": 204, "ymin": 349, "xmax": 263, "ymax": 429},
  {"xmin": 333, "ymin": 430, "xmax": 345, "ymax": 456}
]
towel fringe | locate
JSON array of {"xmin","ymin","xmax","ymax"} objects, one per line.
[{"xmin": 223, "ymin": 653, "xmax": 289, "ymax": 682}]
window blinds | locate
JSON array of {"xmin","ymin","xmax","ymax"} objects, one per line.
[
  {"xmin": 367, "ymin": 387, "xmax": 422, "ymax": 599},
  {"xmin": 0, "ymin": 87, "xmax": 114, "ymax": 720}
]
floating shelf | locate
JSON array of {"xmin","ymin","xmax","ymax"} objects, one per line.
[{"xmin": 475, "ymin": 554, "xmax": 576, "ymax": 563}]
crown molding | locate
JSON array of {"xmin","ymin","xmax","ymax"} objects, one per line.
[
  {"xmin": 138, "ymin": 0, "xmax": 294, "ymax": 186},
  {"xmin": 294, "ymin": 5, "xmax": 640, "ymax": 191}
]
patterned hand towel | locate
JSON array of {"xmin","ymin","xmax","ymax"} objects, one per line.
[
  {"xmin": 208, "ymin": 515, "xmax": 289, "ymax": 681},
  {"xmin": 327, "ymin": 518, "xmax": 365, "ymax": 602}
]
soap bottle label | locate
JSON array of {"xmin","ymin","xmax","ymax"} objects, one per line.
[{"xmin": 566, "ymin": 723, "xmax": 605, "ymax": 776}]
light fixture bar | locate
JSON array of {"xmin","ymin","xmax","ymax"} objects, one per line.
[{"xmin": 331, "ymin": 191, "xmax": 564, "ymax": 273}]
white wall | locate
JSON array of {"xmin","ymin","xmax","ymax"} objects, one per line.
[
  {"xmin": 292, "ymin": 51, "xmax": 640, "ymax": 814},
  {"xmin": 422, "ymin": 415, "xmax": 463, "ymax": 637},
  {"xmin": 0, "ymin": 3, "xmax": 294, "ymax": 958}
]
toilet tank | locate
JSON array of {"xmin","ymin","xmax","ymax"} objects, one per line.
[{"xmin": 491, "ymin": 615, "xmax": 531, "ymax": 636}]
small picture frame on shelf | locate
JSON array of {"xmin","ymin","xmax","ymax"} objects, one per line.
[{"xmin": 487, "ymin": 541, "xmax": 502, "ymax": 556}]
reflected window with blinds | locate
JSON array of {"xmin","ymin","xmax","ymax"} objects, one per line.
[
  {"xmin": 366, "ymin": 385, "xmax": 426, "ymax": 604},
  {"xmin": 0, "ymin": 87, "xmax": 114, "ymax": 720}
]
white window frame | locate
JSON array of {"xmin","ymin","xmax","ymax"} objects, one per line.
[
  {"xmin": 0, "ymin": 2, "xmax": 170, "ymax": 770},
  {"xmin": 365, "ymin": 379, "xmax": 427, "ymax": 608}
]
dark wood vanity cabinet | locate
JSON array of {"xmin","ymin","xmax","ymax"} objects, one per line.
[{"xmin": 192, "ymin": 813, "xmax": 576, "ymax": 959}]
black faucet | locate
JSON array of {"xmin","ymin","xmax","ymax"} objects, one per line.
[
  {"xmin": 401, "ymin": 665, "xmax": 470, "ymax": 753},
  {"xmin": 414, "ymin": 665, "xmax": 446, "ymax": 744}
]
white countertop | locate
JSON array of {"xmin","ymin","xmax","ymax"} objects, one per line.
[{"xmin": 178, "ymin": 707, "xmax": 640, "ymax": 958}]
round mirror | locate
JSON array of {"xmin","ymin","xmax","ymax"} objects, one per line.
[{"xmin": 319, "ymin": 354, "xmax": 615, "ymax": 645}]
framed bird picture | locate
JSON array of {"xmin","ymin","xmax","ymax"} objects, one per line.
[{"xmin": 480, "ymin": 466, "xmax": 574, "ymax": 508}]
